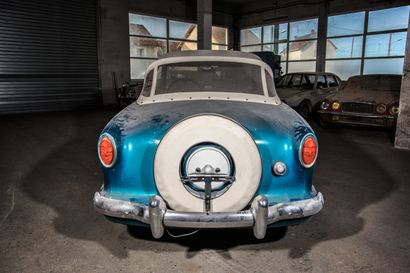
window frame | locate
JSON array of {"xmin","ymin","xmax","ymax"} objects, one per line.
[
  {"xmin": 129, "ymin": 12, "xmax": 229, "ymax": 80},
  {"xmin": 325, "ymin": 5, "xmax": 409, "ymax": 79},
  {"xmin": 240, "ymin": 17, "xmax": 319, "ymax": 75}
]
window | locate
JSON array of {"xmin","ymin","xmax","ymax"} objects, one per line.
[
  {"xmin": 326, "ymin": 59, "xmax": 361, "ymax": 80},
  {"xmin": 363, "ymin": 6, "xmax": 409, "ymax": 76},
  {"xmin": 363, "ymin": 58, "xmax": 405, "ymax": 75},
  {"xmin": 300, "ymin": 75, "xmax": 316, "ymax": 89},
  {"xmin": 276, "ymin": 74, "xmax": 291, "ymax": 88},
  {"xmin": 141, "ymin": 71, "xmax": 153, "ymax": 96},
  {"xmin": 327, "ymin": 12, "xmax": 365, "ymax": 37},
  {"xmin": 325, "ymin": 12, "xmax": 365, "ymax": 80},
  {"xmin": 365, "ymin": 32, "xmax": 407, "ymax": 57},
  {"xmin": 288, "ymin": 61, "xmax": 316, "ymax": 73},
  {"xmin": 368, "ymin": 6, "xmax": 410, "ymax": 32},
  {"xmin": 265, "ymin": 70, "xmax": 276, "ymax": 97},
  {"xmin": 289, "ymin": 74, "xmax": 302, "ymax": 87},
  {"xmin": 155, "ymin": 62, "xmax": 264, "ymax": 95},
  {"xmin": 240, "ymin": 27, "xmax": 262, "ymax": 47},
  {"xmin": 325, "ymin": 6, "xmax": 409, "ymax": 79},
  {"xmin": 240, "ymin": 19, "xmax": 318, "ymax": 75},
  {"xmin": 327, "ymin": 37, "xmax": 363, "ymax": 59},
  {"xmin": 129, "ymin": 13, "xmax": 229, "ymax": 79},
  {"xmin": 289, "ymin": 19, "xmax": 318, "ymax": 40},
  {"xmin": 241, "ymin": 45, "xmax": 261, "ymax": 52},
  {"xmin": 316, "ymin": 75, "xmax": 327, "ymax": 89},
  {"xmin": 212, "ymin": 26, "xmax": 229, "ymax": 49},
  {"xmin": 327, "ymin": 75, "xmax": 339, "ymax": 87}
]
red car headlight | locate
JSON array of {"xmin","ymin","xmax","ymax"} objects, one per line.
[
  {"xmin": 98, "ymin": 133, "xmax": 117, "ymax": 167},
  {"xmin": 299, "ymin": 135, "xmax": 318, "ymax": 168}
]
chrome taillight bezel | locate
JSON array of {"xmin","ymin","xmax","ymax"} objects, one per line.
[
  {"xmin": 298, "ymin": 133, "xmax": 318, "ymax": 168},
  {"xmin": 98, "ymin": 133, "xmax": 117, "ymax": 168}
]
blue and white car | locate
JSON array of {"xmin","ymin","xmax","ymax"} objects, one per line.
[{"xmin": 93, "ymin": 50, "xmax": 324, "ymax": 239}]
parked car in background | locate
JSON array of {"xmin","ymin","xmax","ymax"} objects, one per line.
[
  {"xmin": 318, "ymin": 74, "xmax": 401, "ymax": 128},
  {"xmin": 93, "ymin": 50, "xmax": 324, "ymax": 240},
  {"xmin": 276, "ymin": 72, "xmax": 342, "ymax": 119}
]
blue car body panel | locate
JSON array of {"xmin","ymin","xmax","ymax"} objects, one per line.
[{"xmin": 99, "ymin": 100, "xmax": 317, "ymax": 207}]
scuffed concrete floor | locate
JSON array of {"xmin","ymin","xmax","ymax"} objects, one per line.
[{"xmin": 1, "ymin": 109, "xmax": 410, "ymax": 273}]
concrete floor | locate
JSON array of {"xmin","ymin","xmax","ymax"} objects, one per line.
[{"xmin": 0, "ymin": 109, "xmax": 409, "ymax": 273}]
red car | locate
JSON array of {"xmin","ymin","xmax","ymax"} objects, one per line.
[{"xmin": 318, "ymin": 74, "xmax": 401, "ymax": 128}]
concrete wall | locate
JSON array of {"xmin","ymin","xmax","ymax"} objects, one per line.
[
  {"xmin": 99, "ymin": 0, "xmax": 233, "ymax": 105},
  {"xmin": 395, "ymin": 16, "xmax": 410, "ymax": 149}
]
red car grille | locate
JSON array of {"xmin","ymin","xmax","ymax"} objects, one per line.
[{"xmin": 342, "ymin": 102, "xmax": 374, "ymax": 113}]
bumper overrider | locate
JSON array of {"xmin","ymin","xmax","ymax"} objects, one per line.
[{"xmin": 93, "ymin": 189, "xmax": 324, "ymax": 239}]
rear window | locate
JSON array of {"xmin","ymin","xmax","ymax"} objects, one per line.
[{"xmin": 155, "ymin": 61, "xmax": 264, "ymax": 95}]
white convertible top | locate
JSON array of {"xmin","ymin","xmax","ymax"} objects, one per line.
[{"xmin": 138, "ymin": 50, "xmax": 280, "ymax": 106}]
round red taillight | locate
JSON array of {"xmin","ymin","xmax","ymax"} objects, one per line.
[
  {"xmin": 98, "ymin": 134, "xmax": 116, "ymax": 167},
  {"xmin": 300, "ymin": 135, "xmax": 318, "ymax": 168}
]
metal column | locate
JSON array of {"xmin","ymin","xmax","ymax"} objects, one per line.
[{"xmin": 197, "ymin": 0, "xmax": 212, "ymax": 50}]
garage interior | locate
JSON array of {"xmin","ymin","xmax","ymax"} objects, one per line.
[{"xmin": 1, "ymin": 0, "xmax": 410, "ymax": 272}]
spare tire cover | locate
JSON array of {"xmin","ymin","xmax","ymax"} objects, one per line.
[{"xmin": 154, "ymin": 115, "xmax": 262, "ymax": 212}]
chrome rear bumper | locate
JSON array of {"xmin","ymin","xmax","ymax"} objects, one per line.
[{"xmin": 93, "ymin": 191, "xmax": 324, "ymax": 239}]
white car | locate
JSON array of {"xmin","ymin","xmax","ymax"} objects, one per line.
[{"xmin": 276, "ymin": 72, "xmax": 342, "ymax": 119}]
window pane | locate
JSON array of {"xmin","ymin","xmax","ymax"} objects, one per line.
[
  {"xmin": 265, "ymin": 70, "xmax": 276, "ymax": 97},
  {"xmin": 289, "ymin": 19, "xmax": 318, "ymax": 41},
  {"xmin": 368, "ymin": 6, "xmax": 410, "ymax": 32},
  {"xmin": 288, "ymin": 40, "xmax": 317, "ymax": 60},
  {"xmin": 169, "ymin": 40, "xmax": 197, "ymax": 52},
  {"xmin": 289, "ymin": 74, "xmax": 302, "ymax": 87},
  {"xmin": 301, "ymin": 75, "xmax": 316, "ymax": 89},
  {"xmin": 327, "ymin": 75, "xmax": 338, "ymax": 87},
  {"xmin": 131, "ymin": 59, "xmax": 155, "ymax": 79},
  {"xmin": 327, "ymin": 36, "xmax": 363, "ymax": 58},
  {"xmin": 327, "ymin": 12, "xmax": 365, "ymax": 37},
  {"xmin": 263, "ymin": 24, "xmax": 287, "ymax": 43},
  {"xmin": 279, "ymin": 23, "xmax": 288, "ymax": 41},
  {"xmin": 141, "ymin": 70, "xmax": 153, "ymax": 96},
  {"xmin": 240, "ymin": 45, "xmax": 261, "ymax": 52},
  {"xmin": 365, "ymin": 32, "xmax": 407, "ymax": 57},
  {"xmin": 212, "ymin": 26, "xmax": 228, "ymax": 45},
  {"xmin": 277, "ymin": 74, "xmax": 291, "ymax": 87},
  {"xmin": 263, "ymin": 25, "xmax": 275, "ymax": 43},
  {"xmin": 263, "ymin": 43, "xmax": 287, "ymax": 61},
  {"xmin": 288, "ymin": 61, "xmax": 316, "ymax": 73},
  {"xmin": 325, "ymin": 59, "xmax": 361, "ymax": 80},
  {"xmin": 363, "ymin": 58, "xmax": 404, "ymax": 75},
  {"xmin": 317, "ymin": 75, "xmax": 327, "ymax": 88},
  {"xmin": 155, "ymin": 62, "xmax": 264, "ymax": 95},
  {"xmin": 130, "ymin": 37, "xmax": 167, "ymax": 58},
  {"xmin": 169, "ymin": 20, "xmax": 197, "ymax": 40},
  {"xmin": 129, "ymin": 14, "xmax": 166, "ymax": 37},
  {"xmin": 280, "ymin": 62, "xmax": 287, "ymax": 75},
  {"xmin": 212, "ymin": 44, "xmax": 228, "ymax": 50},
  {"xmin": 241, "ymin": 27, "xmax": 262, "ymax": 45}
]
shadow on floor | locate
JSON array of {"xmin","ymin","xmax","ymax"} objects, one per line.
[{"xmin": 17, "ymin": 111, "xmax": 398, "ymax": 259}]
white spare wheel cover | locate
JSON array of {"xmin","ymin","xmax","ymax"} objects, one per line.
[{"xmin": 154, "ymin": 115, "xmax": 262, "ymax": 212}]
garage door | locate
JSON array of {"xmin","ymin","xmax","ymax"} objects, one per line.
[{"xmin": 0, "ymin": 0, "xmax": 100, "ymax": 114}]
